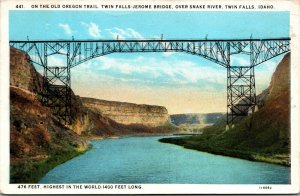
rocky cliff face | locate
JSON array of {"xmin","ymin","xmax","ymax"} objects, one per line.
[
  {"xmin": 10, "ymin": 48, "xmax": 43, "ymax": 93},
  {"xmin": 10, "ymin": 48, "xmax": 89, "ymax": 159},
  {"xmin": 10, "ymin": 48, "xmax": 174, "ymax": 138},
  {"xmin": 10, "ymin": 87, "xmax": 88, "ymax": 158},
  {"xmin": 81, "ymin": 98, "xmax": 169, "ymax": 127},
  {"xmin": 9, "ymin": 48, "xmax": 103, "ymax": 137},
  {"xmin": 256, "ymin": 53, "xmax": 290, "ymax": 110}
]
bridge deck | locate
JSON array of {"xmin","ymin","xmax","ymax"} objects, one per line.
[{"xmin": 10, "ymin": 37, "xmax": 290, "ymax": 43}]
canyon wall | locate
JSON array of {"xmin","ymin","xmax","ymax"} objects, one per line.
[
  {"xmin": 10, "ymin": 48, "xmax": 43, "ymax": 92},
  {"xmin": 10, "ymin": 47, "xmax": 174, "ymax": 139},
  {"xmin": 170, "ymin": 113, "xmax": 224, "ymax": 126},
  {"xmin": 81, "ymin": 98, "xmax": 169, "ymax": 127}
]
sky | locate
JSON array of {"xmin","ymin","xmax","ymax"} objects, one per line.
[{"xmin": 9, "ymin": 11, "xmax": 289, "ymax": 114}]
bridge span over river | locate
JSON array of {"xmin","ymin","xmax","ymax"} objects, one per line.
[{"xmin": 10, "ymin": 37, "xmax": 290, "ymax": 126}]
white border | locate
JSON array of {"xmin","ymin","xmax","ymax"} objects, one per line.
[{"xmin": 0, "ymin": 0, "xmax": 299, "ymax": 194}]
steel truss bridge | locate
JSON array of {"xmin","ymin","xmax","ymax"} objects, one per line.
[{"xmin": 10, "ymin": 38, "xmax": 290, "ymax": 126}]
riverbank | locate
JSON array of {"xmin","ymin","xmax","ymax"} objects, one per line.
[
  {"xmin": 10, "ymin": 144, "xmax": 92, "ymax": 183},
  {"xmin": 159, "ymin": 136, "xmax": 290, "ymax": 166},
  {"xmin": 86, "ymin": 132, "xmax": 175, "ymax": 140}
]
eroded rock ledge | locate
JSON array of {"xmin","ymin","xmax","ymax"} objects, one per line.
[{"xmin": 81, "ymin": 97, "xmax": 169, "ymax": 127}]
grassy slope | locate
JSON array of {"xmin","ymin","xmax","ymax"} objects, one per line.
[
  {"xmin": 160, "ymin": 53, "xmax": 291, "ymax": 166},
  {"xmin": 10, "ymin": 145, "xmax": 90, "ymax": 183}
]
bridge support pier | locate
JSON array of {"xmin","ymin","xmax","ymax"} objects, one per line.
[
  {"xmin": 227, "ymin": 65, "xmax": 256, "ymax": 125},
  {"xmin": 42, "ymin": 66, "xmax": 72, "ymax": 124},
  {"xmin": 41, "ymin": 43, "xmax": 72, "ymax": 125}
]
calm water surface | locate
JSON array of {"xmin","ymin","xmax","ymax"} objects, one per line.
[{"xmin": 39, "ymin": 136, "xmax": 290, "ymax": 184}]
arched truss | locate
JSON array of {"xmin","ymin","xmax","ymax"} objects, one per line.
[{"xmin": 10, "ymin": 38, "xmax": 290, "ymax": 125}]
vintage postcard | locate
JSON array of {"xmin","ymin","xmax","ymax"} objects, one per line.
[{"xmin": 0, "ymin": 0, "xmax": 299, "ymax": 194}]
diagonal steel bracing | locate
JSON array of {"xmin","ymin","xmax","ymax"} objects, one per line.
[
  {"xmin": 227, "ymin": 66, "xmax": 256, "ymax": 124},
  {"xmin": 9, "ymin": 38, "xmax": 290, "ymax": 125}
]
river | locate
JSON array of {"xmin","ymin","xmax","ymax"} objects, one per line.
[{"xmin": 39, "ymin": 136, "xmax": 290, "ymax": 184}]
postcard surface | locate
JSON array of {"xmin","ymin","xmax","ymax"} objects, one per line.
[{"xmin": 0, "ymin": 0, "xmax": 299, "ymax": 194}]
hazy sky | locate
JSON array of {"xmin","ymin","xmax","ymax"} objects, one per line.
[{"xmin": 9, "ymin": 11, "xmax": 289, "ymax": 114}]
